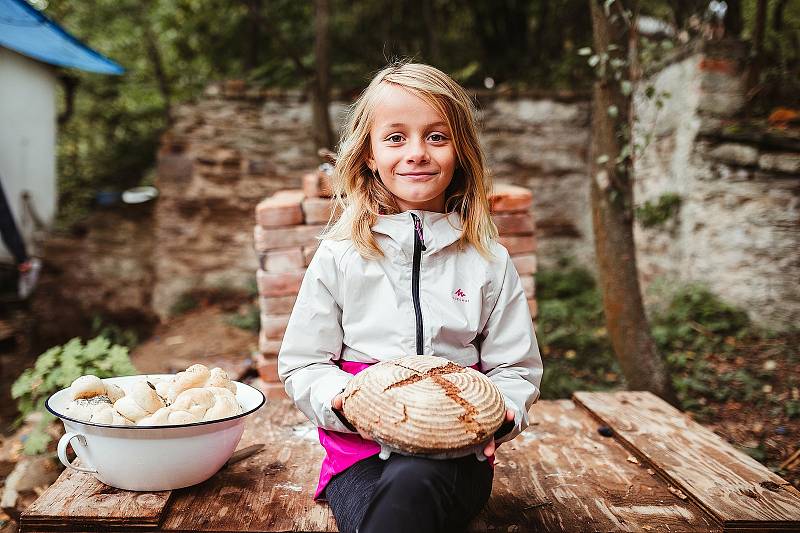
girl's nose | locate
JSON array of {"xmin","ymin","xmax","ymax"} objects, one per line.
[{"xmin": 405, "ymin": 138, "xmax": 430, "ymax": 164}]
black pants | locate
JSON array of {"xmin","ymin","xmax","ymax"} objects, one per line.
[{"xmin": 324, "ymin": 453, "xmax": 493, "ymax": 533}]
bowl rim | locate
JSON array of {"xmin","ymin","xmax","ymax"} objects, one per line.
[{"xmin": 45, "ymin": 376, "xmax": 266, "ymax": 430}]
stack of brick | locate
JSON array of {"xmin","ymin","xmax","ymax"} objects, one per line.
[{"xmin": 252, "ymin": 177, "xmax": 537, "ymax": 399}]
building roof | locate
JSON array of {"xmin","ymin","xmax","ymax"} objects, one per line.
[{"xmin": 0, "ymin": 0, "xmax": 123, "ymax": 74}]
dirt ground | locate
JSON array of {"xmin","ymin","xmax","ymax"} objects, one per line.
[{"xmin": 129, "ymin": 305, "xmax": 257, "ymax": 379}]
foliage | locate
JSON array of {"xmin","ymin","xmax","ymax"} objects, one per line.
[
  {"xmin": 90, "ymin": 314, "xmax": 140, "ymax": 349},
  {"xmin": 651, "ymin": 284, "xmax": 753, "ymax": 353},
  {"xmin": 10, "ymin": 336, "xmax": 138, "ymax": 455},
  {"xmin": 225, "ymin": 301, "xmax": 260, "ymax": 333},
  {"xmin": 635, "ymin": 192, "xmax": 682, "ymax": 228},
  {"xmin": 535, "ymin": 262, "xmax": 798, "ymax": 423},
  {"xmin": 536, "ymin": 259, "xmax": 621, "ymax": 399},
  {"xmin": 169, "ymin": 292, "xmax": 200, "ymax": 317}
]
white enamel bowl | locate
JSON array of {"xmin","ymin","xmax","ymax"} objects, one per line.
[{"xmin": 46, "ymin": 374, "xmax": 266, "ymax": 491}]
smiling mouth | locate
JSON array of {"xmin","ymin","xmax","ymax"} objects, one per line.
[{"xmin": 399, "ymin": 172, "xmax": 438, "ymax": 177}]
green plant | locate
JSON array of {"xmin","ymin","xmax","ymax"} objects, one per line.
[
  {"xmin": 225, "ymin": 302, "xmax": 260, "ymax": 332},
  {"xmin": 635, "ymin": 193, "xmax": 682, "ymax": 228},
  {"xmin": 11, "ymin": 336, "xmax": 138, "ymax": 455},
  {"xmin": 651, "ymin": 284, "xmax": 753, "ymax": 354},
  {"xmin": 169, "ymin": 293, "xmax": 199, "ymax": 317},
  {"xmin": 91, "ymin": 314, "xmax": 139, "ymax": 348}
]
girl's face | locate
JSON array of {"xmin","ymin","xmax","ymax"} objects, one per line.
[{"xmin": 367, "ymin": 84, "xmax": 456, "ymax": 213}]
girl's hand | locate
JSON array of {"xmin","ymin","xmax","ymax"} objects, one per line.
[
  {"xmin": 332, "ymin": 393, "xmax": 374, "ymax": 441},
  {"xmin": 483, "ymin": 409, "xmax": 516, "ymax": 457}
]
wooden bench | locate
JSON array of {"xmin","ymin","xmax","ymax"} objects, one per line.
[{"xmin": 20, "ymin": 392, "xmax": 800, "ymax": 532}]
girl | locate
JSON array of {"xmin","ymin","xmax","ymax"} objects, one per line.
[{"xmin": 278, "ymin": 61, "xmax": 543, "ymax": 533}]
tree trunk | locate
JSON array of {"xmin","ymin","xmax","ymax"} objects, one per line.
[
  {"xmin": 588, "ymin": 0, "xmax": 678, "ymax": 405},
  {"xmin": 744, "ymin": 0, "xmax": 768, "ymax": 111},
  {"xmin": 312, "ymin": 0, "xmax": 334, "ymax": 151}
]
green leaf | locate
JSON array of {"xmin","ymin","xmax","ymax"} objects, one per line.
[
  {"xmin": 607, "ymin": 105, "xmax": 619, "ymax": 118},
  {"xmin": 596, "ymin": 154, "xmax": 610, "ymax": 164},
  {"xmin": 588, "ymin": 55, "xmax": 600, "ymax": 67},
  {"xmin": 22, "ymin": 427, "xmax": 52, "ymax": 456},
  {"xmin": 577, "ymin": 47, "xmax": 592, "ymax": 56}
]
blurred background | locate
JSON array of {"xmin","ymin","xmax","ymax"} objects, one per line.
[{"xmin": 0, "ymin": 0, "xmax": 798, "ymax": 523}]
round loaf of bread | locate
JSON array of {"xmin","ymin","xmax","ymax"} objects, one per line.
[{"xmin": 341, "ymin": 355, "xmax": 506, "ymax": 455}]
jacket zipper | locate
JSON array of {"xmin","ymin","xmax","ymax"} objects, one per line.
[{"xmin": 410, "ymin": 213, "xmax": 426, "ymax": 355}]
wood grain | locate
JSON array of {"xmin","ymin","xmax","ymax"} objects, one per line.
[
  {"xmin": 469, "ymin": 398, "xmax": 720, "ymax": 532},
  {"xmin": 574, "ymin": 391, "xmax": 800, "ymax": 530},
  {"xmin": 159, "ymin": 399, "xmax": 338, "ymax": 532},
  {"xmin": 21, "ymin": 464, "xmax": 170, "ymax": 529}
]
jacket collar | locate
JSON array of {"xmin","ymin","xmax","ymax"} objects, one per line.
[{"xmin": 372, "ymin": 210, "xmax": 463, "ymax": 256}]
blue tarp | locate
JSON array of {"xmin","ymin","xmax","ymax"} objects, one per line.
[{"xmin": 0, "ymin": 0, "xmax": 123, "ymax": 74}]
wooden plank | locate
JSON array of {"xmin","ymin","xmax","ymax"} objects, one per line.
[
  {"xmin": 20, "ymin": 466, "xmax": 170, "ymax": 530},
  {"xmin": 574, "ymin": 391, "xmax": 800, "ymax": 531},
  {"xmin": 469, "ymin": 399, "xmax": 719, "ymax": 532},
  {"xmin": 160, "ymin": 399, "xmax": 338, "ymax": 532}
]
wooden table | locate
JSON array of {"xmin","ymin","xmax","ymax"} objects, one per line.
[{"xmin": 21, "ymin": 392, "xmax": 800, "ymax": 532}]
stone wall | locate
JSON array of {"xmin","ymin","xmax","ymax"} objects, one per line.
[
  {"xmin": 251, "ymin": 175, "xmax": 539, "ymax": 398},
  {"xmin": 633, "ymin": 40, "xmax": 800, "ymax": 330},
  {"xmin": 31, "ymin": 203, "xmax": 157, "ymax": 348},
  {"xmin": 152, "ymin": 84, "xmax": 591, "ymax": 320}
]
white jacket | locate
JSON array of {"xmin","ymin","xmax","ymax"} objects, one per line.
[{"xmin": 278, "ymin": 209, "xmax": 543, "ymax": 444}]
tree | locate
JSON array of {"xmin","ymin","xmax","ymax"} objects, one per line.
[
  {"xmin": 587, "ymin": 0, "xmax": 678, "ymax": 405},
  {"xmin": 312, "ymin": 0, "xmax": 334, "ymax": 150}
]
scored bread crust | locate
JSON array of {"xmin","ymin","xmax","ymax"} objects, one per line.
[{"xmin": 341, "ymin": 355, "xmax": 506, "ymax": 454}]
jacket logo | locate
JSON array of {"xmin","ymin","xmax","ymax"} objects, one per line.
[{"xmin": 452, "ymin": 288, "xmax": 469, "ymax": 303}]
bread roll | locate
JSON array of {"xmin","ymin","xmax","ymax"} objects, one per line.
[{"xmin": 70, "ymin": 375, "xmax": 106, "ymax": 400}]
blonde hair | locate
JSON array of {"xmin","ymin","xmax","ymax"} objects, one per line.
[{"xmin": 320, "ymin": 61, "xmax": 497, "ymax": 260}]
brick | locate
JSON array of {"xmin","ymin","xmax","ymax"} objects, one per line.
[
  {"xmin": 492, "ymin": 212, "xmax": 535, "ymax": 235},
  {"xmin": 259, "ymin": 295, "xmax": 297, "ymax": 315},
  {"xmin": 254, "ymin": 224, "xmax": 325, "ymax": 252},
  {"xmin": 250, "ymin": 378, "xmax": 288, "ymax": 400},
  {"xmin": 256, "ymin": 269, "xmax": 305, "ymax": 297},
  {"xmin": 303, "ymin": 244, "xmax": 320, "ymax": 266},
  {"xmin": 511, "ymin": 253, "xmax": 538, "ymax": 276},
  {"xmin": 528, "ymin": 299, "xmax": 538, "ymax": 319},
  {"xmin": 302, "ymin": 171, "xmax": 333, "ymax": 198},
  {"xmin": 302, "ymin": 197, "xmax": 342, "ymax": 225},
  {"xmin": 489, "ymin": 184, "xmax": 533, "ymax": 213},
  {"xmin": 260, "ymin": 313, "xmax": 290, "ymax": 340},
  {"xmin": 261, "ymin": 248, "xmax": 305, "ymax": 273},
  {"xmin": 498, "ymin": 234, "xmax": 536, "ymax": 255},
  {"xmin": 254, "ymin": 352, "xmax": 280, "ymax": 383},
  {"xmin": 520, "ymin": 275, "xmax": 535, "ymax": 299},
  {"xmin": 255, "ymin": 190, "xmax": 305, "ymax": 228},
  {"xmin": 258, "ymin": 329, "xmax": 283, "ymax": 355}
]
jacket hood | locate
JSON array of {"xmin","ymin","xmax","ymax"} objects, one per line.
[{"xmin": 371, "ymin": 210, "xmax": 463, "ymax": 256}]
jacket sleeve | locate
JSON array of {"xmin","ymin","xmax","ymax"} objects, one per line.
[
  {"xmin": 277, "ymin": 241, "xmax": 358, "ymax": 433},
  {"xmin": 480, "ymin": 249, "xmax": 544, "ymax": 445}
]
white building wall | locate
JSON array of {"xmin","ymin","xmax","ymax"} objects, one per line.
[{"xmin": 0, "ymin": 47, "xmax": 57, "ymax": 263}]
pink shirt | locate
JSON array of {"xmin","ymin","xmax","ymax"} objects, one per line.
[{"xmin": 314, "ymin": 359, "xmax": 494, "ymax": 500}]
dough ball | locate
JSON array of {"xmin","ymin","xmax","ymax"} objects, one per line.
[
  {"xmin": 103, "ymin": 382, "xmax": 125, "ymax": 403},
  {"xmin": 205, "ymin": 367, "xmax": 237, "ymax": 394},
  {"xmin": 114, "ymin": 395, "xmax": 149, "ymax": 423},
  {"xmin": 130, "ymin": 380, "xmax": 166, "ymax": 414},
  {"xmin": 167, "ymin": 364, "xmax": 210, "ymax": 402},
  {"xmin": 138, "ymin": 407, "xmax": 172, "ymax": 426},
  {"xmin": 70, "ymin": 375, "xmax": 105, "ymax": 400},
  {"xmin": 168, "ymin": 410, "xmax": 199, "ymax": 425}
]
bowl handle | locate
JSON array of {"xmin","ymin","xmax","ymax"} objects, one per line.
[{"xmin": 57, "ymin": 432, "xmax": 98, "ymax": 473}]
